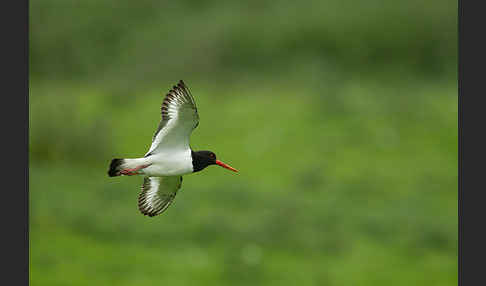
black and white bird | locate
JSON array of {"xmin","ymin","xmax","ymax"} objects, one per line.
[{"xmin": 108, "ymin": 80, "xmax": 238, "ymax": 217}]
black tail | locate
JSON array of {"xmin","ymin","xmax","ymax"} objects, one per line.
[{"xmin": 108, "ymin": 158, "xmax": 124, "ymax": 177}]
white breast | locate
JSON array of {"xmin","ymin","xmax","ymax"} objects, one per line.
[{"xmin": 143, "ymin": 149, "xmax": 193, "ymax": 176}]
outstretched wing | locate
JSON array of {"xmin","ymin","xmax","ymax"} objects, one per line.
[
  {"xmin": 138, "ymin": 176, "xmax": 183, "ymax": 217},
  {"xmin": 145, "ymin": 80, "xmax": 199, "ymax": 157}
]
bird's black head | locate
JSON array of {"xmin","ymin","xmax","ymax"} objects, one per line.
[
  {"xmin": 191, "ymin": 150, "xmax": 238, "ymax": 173},
  {"xmin": 191, "ymin": 150, "xmax": 216, "ymax": 172}
]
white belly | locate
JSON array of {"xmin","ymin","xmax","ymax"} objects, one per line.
[{"xmin": 142, "ymin": 149, "xmax": 193, "ymax": 176}]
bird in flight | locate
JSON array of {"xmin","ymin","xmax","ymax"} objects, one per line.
[{"xmin": 108, "ymin": 80, "xmax": 238, "ymax": 217}]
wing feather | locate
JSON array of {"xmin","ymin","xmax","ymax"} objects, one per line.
[
  {"xmin": 138, "ymin": 176, "xmax": 183, "ymax": 217},
  {"xmin": 145, "ymin": 80, "xmax": 199, "ymax": 156}
]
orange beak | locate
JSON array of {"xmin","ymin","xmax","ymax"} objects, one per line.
[{"xmin": 215, "ymin": 160, "xmax": 238, "ymax": 172}]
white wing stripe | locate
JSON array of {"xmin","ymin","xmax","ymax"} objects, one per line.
[
  {"xmin": 138, "ymin": 176, "xmax": 182, "ymax": 217},
  {"xmin": 145, "ymin": 80, "xmax": 199, "ymax": 157}
]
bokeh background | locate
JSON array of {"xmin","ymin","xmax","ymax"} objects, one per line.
[{"xmin": 29, "ymin": 1, "xmax": 457, "ymax": 285}]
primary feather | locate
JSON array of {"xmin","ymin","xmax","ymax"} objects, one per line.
[
  {"xmin": 145, "ymin": 80, "xmax": 199, "ymax": 157},
  {"xmin": 138, "ymin": 176, "xmax": 183, "ymax": 217}
]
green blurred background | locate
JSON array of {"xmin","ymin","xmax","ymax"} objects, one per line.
[{"xmin": 29, "ymin": 0, "xmax": 457, "ymax": 285}]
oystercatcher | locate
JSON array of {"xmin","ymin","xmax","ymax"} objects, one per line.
[{"xmin": 108, "ymin": 80, "xmax": 238, "ymax": 217}]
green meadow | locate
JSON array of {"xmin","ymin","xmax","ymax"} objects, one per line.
[{"xmin": 30, "ymin": 0, "xmax": 457, "ymax": 285}]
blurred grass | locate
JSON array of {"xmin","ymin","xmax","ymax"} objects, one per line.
[
  {"xmin": 30, "ymin": 0, "xmax": 456, "ymax": 90},
  {"xmin": 30, "ymin": 0, "xmax": 457, "ymax": 285}
]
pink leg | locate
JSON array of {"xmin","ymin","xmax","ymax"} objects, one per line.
[{"xmin": 120, "ymin": 164, "xmax": 151, "ymax": 176}]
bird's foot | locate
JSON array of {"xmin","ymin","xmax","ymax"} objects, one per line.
[
  {"xmin": 120, "ymin": 170, "xmax": 137, "ymax": 176},
  {"xmin": 119, "ymin": 164, "xmax": 152, "ymax": 176}
]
